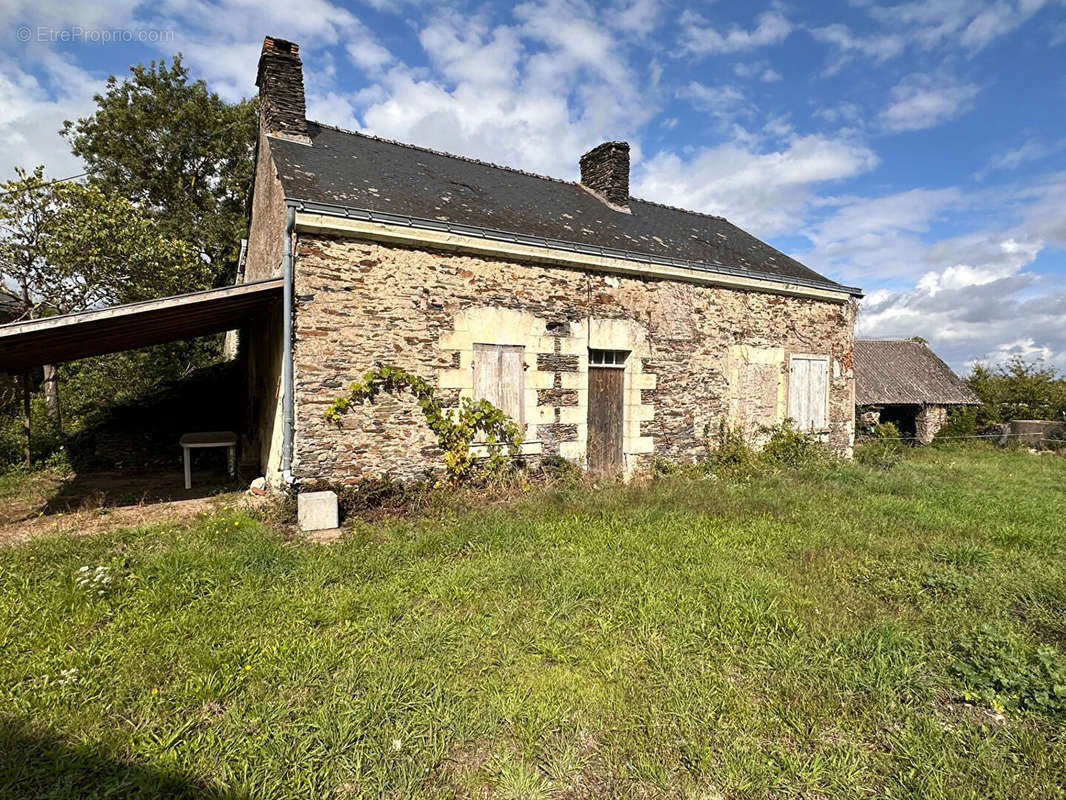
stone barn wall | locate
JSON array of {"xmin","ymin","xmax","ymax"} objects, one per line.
[
  {"xmin": 915, "ymin": 404, "xmax": 949, "ymax": 444},
  {"xmin": 289, "ymin": 234, "xmax": 856, "ymax": 483}
]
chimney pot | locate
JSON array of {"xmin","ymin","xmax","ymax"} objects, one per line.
[
  {"xmin": 256, "ymin": 36, "xmax": 309, "ymax": 143},
  {"xmin": 579, "ymin": 141, "xmax": 630, "ymax": 210}
]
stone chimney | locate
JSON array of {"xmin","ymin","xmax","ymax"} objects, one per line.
[
  {"xmin": 256, "ymin": 36, "xmax": 310, "ymax": 143},
  {"xmin": 579, "ymin": 141, "xmax": 630, "ymax": 210}
]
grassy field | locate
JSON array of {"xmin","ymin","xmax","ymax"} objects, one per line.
[{"xmin": 1, "ymin": 445, "xmax": 1064, "ymax": 799}]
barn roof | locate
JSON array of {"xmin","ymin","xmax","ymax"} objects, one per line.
[
  {"xmin": 268, "ymin": 122, "xmax": 860, "ymax": 297},
  {"xmin": 855, "ymin": 339, "xmax": 979, "ymax": 406}
]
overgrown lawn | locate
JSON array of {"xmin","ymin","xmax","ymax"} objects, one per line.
[{"xmin": 1, "ymin": 446, "xmax": 1065, "ymax": 798}]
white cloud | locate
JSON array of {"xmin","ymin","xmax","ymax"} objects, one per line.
[
  {"xmin": 859, "ymin": 273, "xmax": 1066, "ymax": 373},
  {"xmin": 680, "ymin": 81, "xmax": 748, "ymax": 124},
  {"xmin": 809, "ymin": 24, "xmax": 905, "ymax": 74},
  {"xmin": 633, "ymin": 133, "xmax": 878, "ymax": 234},
  {"xmin": 733, "ymin": 61, "xmax": 782, "ymax": 82},
  {"xmin": 880, "ymin": 73, "xmax": 980, "ymax": 132},
  {"xmin": 354, "ymin": 0, "xmax": 658, "ymax": 177},
  {"xmin": 679, "ymin": 8, "xmax": 792, "ymax": 56},
  {"xmin": 824, "ymin": 173, "xmax": 1066, "ymax": 372},
  {"xmin": 609, "ymin": 0, "xmax": 661, "ymax": 36},
  {"xmin": 979, "ymin": 137, "xmax": 1065, "ymax": 176},
  {"xmin": 815, "ymin": 0, "xmax": 1060, "ymax": 71},
  {"xmin": 802, "ymin": 188, "xmax": 966, "ymax": 282},
  {"xmin": 0, "ymin": 50, "xmax": 99, "ymax": 179}
]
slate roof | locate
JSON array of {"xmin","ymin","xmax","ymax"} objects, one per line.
[
  {"xmin": 855, "ymin": 340, "xmax": 979, "ymax": 406},
  {"xmin": 268, "ymin": 122, "xmax": 859, "ymax": 295}
]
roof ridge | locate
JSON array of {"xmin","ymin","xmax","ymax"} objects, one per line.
[
  {"xmin": 627, "ymin": 196, "xmax": 727, "ymax": 222},
  {"xmin": 307, "ymin": 120, "xmax": 730, "ymax": 223},
  {"xmin": 308, "ymin": 120, "xmax": 578, "ymax": 188}
]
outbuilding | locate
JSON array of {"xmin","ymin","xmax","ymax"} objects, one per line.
[{"xmin": 854, "ymin": 339, "xmax": 979, "ymax": 443}]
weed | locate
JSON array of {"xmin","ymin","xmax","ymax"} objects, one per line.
[
  {"xmin": 951, "ymin": 625, "xmax": 1066, "ymax": 717},
  {"xmin": 760, "ymin": 419, "xmax": 827, "ymax": 469}
]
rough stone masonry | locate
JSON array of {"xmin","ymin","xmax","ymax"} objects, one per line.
[{"xmin": 290, "ymin": 235, "xmax": 857, "ymax": 484}]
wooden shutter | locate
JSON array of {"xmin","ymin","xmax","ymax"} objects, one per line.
[
  {"xmin": 788, "ymin": 356, "xmax": 828, "ymax": 430},
  {"xmin": 473, "ymin": 343, "xmax": 524, "ymax": 426}
]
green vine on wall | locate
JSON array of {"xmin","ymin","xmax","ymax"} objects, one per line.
[{"xmin": 324, "ymin": 365, "xmax": 523, "ymax": 483}]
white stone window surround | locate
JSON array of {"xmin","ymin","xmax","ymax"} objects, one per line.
[
  {"xmin": 437, "ymin": 307, "xmax": 552, "ymax": 457},
  {"xmin": 437, "ymin": 307, "xmax": 656, "ymax": 473}
]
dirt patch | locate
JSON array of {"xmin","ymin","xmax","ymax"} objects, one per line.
[{"xmin": 0, "ymin": 467, "xmax": 266, "ymax": 547}]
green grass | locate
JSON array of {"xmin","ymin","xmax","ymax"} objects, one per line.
[{"xmin": 1, "ymin": 445, "xmax": 1065, "ymax": 799}]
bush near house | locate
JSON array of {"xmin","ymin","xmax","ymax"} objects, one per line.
[{"xmin": 2, "ymin": 445, "xmax": 1065, "ymax": 799}]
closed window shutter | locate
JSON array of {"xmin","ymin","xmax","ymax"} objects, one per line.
[
  {"xmin": 788, "ymin": 356, "xmax": 828, "ymax": 430},
  {"xmin": 473, "ymin": 343, "xmax": 524, "ymax": 426}
]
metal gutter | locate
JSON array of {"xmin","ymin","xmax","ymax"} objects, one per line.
[
  {"xmin": 281, "ymin": 206, "xmax": 296, "ymax": 484},
  {"xmin": 290, "ymin": 198, "xmax": 864, "ymax": 298}
]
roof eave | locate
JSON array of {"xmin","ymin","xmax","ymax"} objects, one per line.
[{"xmin": 284, "ymin": 198, "xmax": 864, "ymax": 299}]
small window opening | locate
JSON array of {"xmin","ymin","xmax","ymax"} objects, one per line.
[{"xmin": 589, "ymin": 349, "xmax": 628, "ymax": 368}]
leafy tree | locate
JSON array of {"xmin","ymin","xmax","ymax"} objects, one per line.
[
  {"xmin": 0, "ymin": 166, "xmax": 204, "ymax": 456},
  {"xmin": 0, "ymin": 166, "xmax": 205, "ymax": 315},
  {"xmin": 967, "ymin": 357, "xmax": 1066, "ymax": 425},
  {"xmin": 62, "ymin": 56, "xmax": 257, "ymax": 287}
]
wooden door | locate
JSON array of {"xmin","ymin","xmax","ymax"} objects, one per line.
[
  {"xmin": 788, "ymin": 356, "xmax": 828, "ymax": 430},
  {"xmin": 587, "ymin": 367, "xmax": 624, "ymax": 475},
  {"xmin": 473, "ymin": 343, "xmax": 525, "ymax": 427}
]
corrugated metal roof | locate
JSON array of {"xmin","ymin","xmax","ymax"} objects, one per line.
[
  {"xmin": 268, "ymin": 122, "xmax": 859, "ymax": 296},
  {"xmin": 855, "ymin": 339, "xmax": 980, "ymax": 406},
  {"xmin": 0, "ymin": 279, "xmax": 282, "ymax": 373}
]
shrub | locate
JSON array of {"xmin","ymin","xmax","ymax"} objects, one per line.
[
  {"xmin": 706, "ymin": 421, "xmax": 759, "ymax": 478},
  {"xmin": 538, "ymin": 455, "xmax": 583, "ymax": 485},
  {"xmin": 950, "ymin": 625, "xmax": 1066, "ymax": 717},
  {"xmin": 967, "ymin": 357, "xmax": 1066, "ymax": 427},
  {"xmin": 760, "ymin": 420, "xmax": 826, "ymax": 469},
  {"xmin": 855, "ymin": 422, "xmax": 905, "ymax": 470},
  {"xmin": 696, "ymin": 421, "xmax": 829, "ymax": 479},
  {"xmin": 935, "ymin": 406, "xmax": 978, "ymax": 442}
]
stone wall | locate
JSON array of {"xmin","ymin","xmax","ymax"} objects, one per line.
[
  {"xmin": 915, "ymin": 404, "xmax": 949, "ymax": 444},
  {"xmin": 241, "ymin": 133, "xmax": 290, "ymax": 481},
  {"xmin": 290, "ymin": 235, "xmax": 856, "ymax": 483},
  {"xmin": 244, "ymin": 133, "xmax": 288, "ymax": 283}
]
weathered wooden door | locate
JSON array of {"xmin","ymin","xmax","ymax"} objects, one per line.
[
  {"xmin": 473, "ymin": 343, "xmax": 525, "ymax": 427},
  {"xmin": 587, "ymin": 366, "xmax": 624, "ymax": 475},
  {"xmin": 788, "ymin": 355, "xmax": 829, "ymax": 430}
]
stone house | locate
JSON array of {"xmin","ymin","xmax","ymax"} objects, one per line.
[
  {"xmin": 243, "ymin": 36, "xmax": 862, "ymax": 486},
  {"xmin": 854, "ymin": 339, "xmax": 980, "ymax": 443}
]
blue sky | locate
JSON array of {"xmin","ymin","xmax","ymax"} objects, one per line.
[{"xmin": 2, "ymin": 0, "xmax": 1065, "ymax": 372}]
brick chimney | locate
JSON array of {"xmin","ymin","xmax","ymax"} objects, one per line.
[
  {"xmin": 256, "ymin": 36, "xmax": 310, "ymax": 143},
  {"xmin": 579, "ymin": 141, "xmax": 630, "ymax": 210}
]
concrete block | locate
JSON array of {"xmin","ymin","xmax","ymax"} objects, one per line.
[{"xmin": 298, "ymin": 490, "xmax": 339, "ymax": 532}]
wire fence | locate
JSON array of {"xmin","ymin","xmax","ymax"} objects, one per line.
[{"xmin": 857, "ymin": 431, "xmax": 1063, "ymax": 444}]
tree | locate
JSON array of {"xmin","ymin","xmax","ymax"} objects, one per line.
[
  {"xmin": 967, "ymin": 357, "xmax": 1066, "ymax": 425},
  {"xmin": 0, "ymin": 166, "xmax": 205, "ymax": 314},
  {"xmin": 62, "ymin": 56, "xmax": 257, "ymax": 288},
  {"xmin": 0, "ymin": 166, "xmax": 204, "ymax": 454}
]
